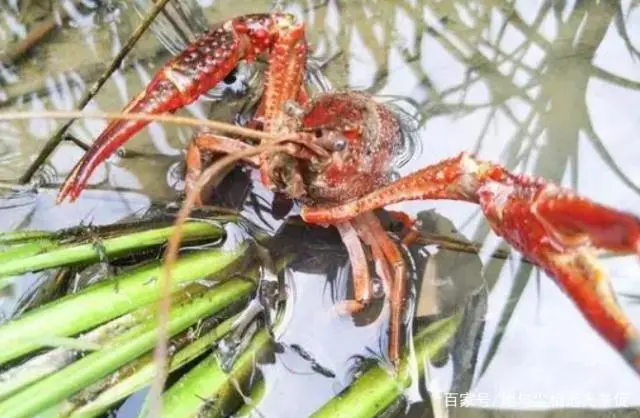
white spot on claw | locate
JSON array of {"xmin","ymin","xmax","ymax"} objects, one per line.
[
  {"xmin": 479, "ymin": 181, "xmax": 514, "ymax": 221},
  {"xmin": 460, "ymin": 153, "xmax": 479, "ymax": 174},
  {"xmin": 163, "ymin": 68, "xmax": 192, "ymax": 95}
]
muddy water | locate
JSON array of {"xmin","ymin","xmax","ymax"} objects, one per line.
[{"xmin": 1, "ymin": 0, "xmax": 640, "ymax": 417}]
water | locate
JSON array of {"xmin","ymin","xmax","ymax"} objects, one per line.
[{"xmin": 1, "ymin": 0, "xmax": 640, "ymax": 416}]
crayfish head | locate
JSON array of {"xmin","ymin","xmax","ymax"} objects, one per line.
[{"xmin": 297, "ymin": 91, "xmax": 403, "ymax": 203}]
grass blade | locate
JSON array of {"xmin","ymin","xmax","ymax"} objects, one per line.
[
  {"xmin": 0, "ymin": 230, "xmax": 55, "ymax": 245},
  {"xmin": 0, "ymin": 221, "xmax": 226, "ymax": 278},
  {"xmin": 0, "ymin": 278, "xmax": 239, "ymax": 400},
  {"xmin": 158, "ymin": 328, "xmax": 274, "ymax": 418},
  {"xmin": 0, "ymin": 245, "xmax": 247, "ymax": 365},
  {"xmin": 311, "ymin": 312, "xmax": 462, "ymax": 418},
  {"xmin": 0, "ymin": 240, "xmax": 60, "ymax": 266},
  {"xmin": 0, "ymin": 278, "xmax": 255, "ymax": 418},
  {"xmin": 62, "ymin": 313, "xmax": 241, "ymax": 418},
  {"xmin": 150, "ymin": 254, "xmax": 295, "ymax": 417}
]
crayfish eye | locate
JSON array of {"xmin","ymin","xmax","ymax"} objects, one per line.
[
  {"xmin": 223, "ymin": 68, "xmax": 237, "ymax": 84},
  {"xmin": 311, "ymin": 129, "xmax": 349, "ymax": 153},
  {"xmin": 333, "ymin": 137, "xmax": 347, "ymax": 151}
]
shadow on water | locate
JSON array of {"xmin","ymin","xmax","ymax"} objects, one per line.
[{"xmin": 1, "ymin": 0, "xmax": 640, "ymax": 416}]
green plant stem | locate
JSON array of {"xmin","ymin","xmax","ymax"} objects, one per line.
[
  {"xmin": 235, "ymin": 380, "xmax": 266, "ymax": 417},
  {"xmin": 0, "ymin": 245, "xmax": 247, "ymax": 365},
  {"xmin": 0, "ymin": 278, "xmax": 255, "ymax": 418},
  {"xmin": 0, "ymin": 240, "xmax": 59, "ymax": 266},
  {"xmin": 0, "ymin": 277, "xmax": 240, "ymax": 401},
  {"xmin": 0, "ymin": 230, "xmax": 54, "ymax": 245},
  {"xmin": 0, "ymin": 312, "xmax": 141, "ymax": 401},
  {"xmin": 0, "ymin": 221, "xmax": 225, "ymax": 278},
  {"xmin": 64, "ymin": 313, "xmax": 240, "ymax": 418},
  {"xmin": 311, "ymin": 313, "xmax": 462, "ymax": 418},
  {"xmin": 158, "ymin": 328, "xmax": 274, "ymax": 418}
]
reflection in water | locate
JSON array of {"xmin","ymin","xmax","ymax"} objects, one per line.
[{"xmin": 1, "ymin": 0, "xmax": 640, "ymax": 416}]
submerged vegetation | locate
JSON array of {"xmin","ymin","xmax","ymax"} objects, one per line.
[{"xmin": 0, "ymin": 212, "xmax": 464, "ymax": 417}]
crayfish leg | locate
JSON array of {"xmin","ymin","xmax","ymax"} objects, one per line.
[
  {"xmin": 331, "ymin": 213, "xmax": 409, "ymax": 367},
  {"xmin": 334, "ymin": 221, "xmax": 372, "ymax": 315},
  {"xmin": 355, "ymin": 212, "xmax": 407, "ymax": 367},
  {"xmin": 184, "ymin": 132, "xmax": 260, "ymax": 206}
]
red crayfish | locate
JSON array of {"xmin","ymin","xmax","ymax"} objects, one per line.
[{"xmin": 56, "ymin": 12, "xmax": 640, "ymax": 373}]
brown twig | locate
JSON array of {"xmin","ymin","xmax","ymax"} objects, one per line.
[
  {"xmin": 0, "ymin": 110, "xmax": 287, "ymax": 143},
  {"xmin": 18, "ymin": 0, "xmax": 174, "ymax": 185},
  {"xmin": 0, "ymin": 16, "xmax": 56, "ymax": 66},
  {"xmin": 62, "ymin": 134, "xmax": 90, "ymax": 152},
  {"xmin": 412, "ymin": 233, "xmax": 529, "ymax": 264},
  {"xmin": 0, "ymin": 1, "xmax": 83, "ymax": 66},
  {"xmin": 149, "ymin": 140, "xmax": 295, "ymax": 417}
]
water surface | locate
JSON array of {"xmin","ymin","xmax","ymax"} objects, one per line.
[{"xmin": 1, "ymin": 1, "xmax": 640, "ymax": 416}]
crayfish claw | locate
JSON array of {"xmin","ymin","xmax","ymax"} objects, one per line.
[
  {"xmin": 56, "ymin": 13, "xmax": 294, "ymax": 203},
  {"xmin": 532, "ymin": 185, "xmax": 640, "ymax": 256},
  {"xmin": 547, "ymin": 249, "xmax": 640, "ymax": 374}
]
